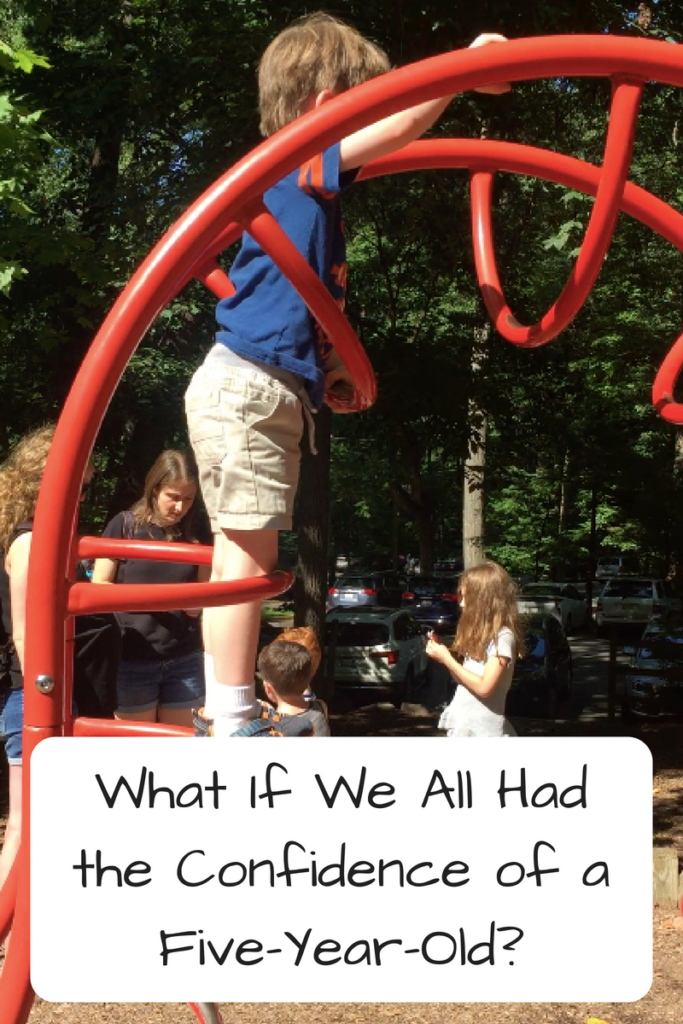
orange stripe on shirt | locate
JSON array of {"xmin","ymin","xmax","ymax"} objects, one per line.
[
  {"xmin": 309, "ymin": 152, "xmax": 325, "ymax": 192},
  {"xmin": 298, "ymin": 153, "xmax": 335, "ymax": 199},
  {"xmin": 298, "ymin": 160, "xmax": 312, "ymax": 192}
]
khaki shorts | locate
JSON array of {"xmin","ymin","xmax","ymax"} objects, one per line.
[{"xmin": 185, "ymin": 359, "xmax": 303, "ymax": 532}]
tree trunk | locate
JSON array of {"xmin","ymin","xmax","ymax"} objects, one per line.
[
  {"xmin": 558, "ymin": 449, "xmax": 570, "ymax": 534},
  {"xmin": 82, "ymin": 130, "xmax": 124, "ymax": 245},
  {"xmin": 462, "ymin": 324, "xmax": 489, "ymax": 569},
  {"xmin": 674, "ymin": 430, "xmax": 683, "ymax": 477},
  {"xmin": 416, "ymin": 517, "xmax": 434, "ymax": 575},
  {"xmin": 294, "ymin": 405, "xmax": 332, "ymax": 698},
  {"xmin": 463, "ymin": 415, "xmax": 487, "ymax": 569},
  {"xmin": 390, "ymin": 477, "xmax": 435, "ymax": 575}
]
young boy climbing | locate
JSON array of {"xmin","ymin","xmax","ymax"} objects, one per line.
[{"xmin": 185, "ymin": 12, "xmax": 509, "ymax": 736}]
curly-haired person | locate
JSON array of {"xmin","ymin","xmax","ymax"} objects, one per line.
[{"xmin": 0, "ymin": 425, "xmax": 70, "ymax": 884}]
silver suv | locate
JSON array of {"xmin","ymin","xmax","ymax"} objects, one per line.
[
  {"xmin": 596, "ymin": 577, "xmax": 678, "ymax": 632},
  {"xmin": 328, "ymin": 571, "xmax": 406, "ymax": 609},
  {"xmin": 325, "ymin": 607, "xmax": 428, "ymax": 706}
]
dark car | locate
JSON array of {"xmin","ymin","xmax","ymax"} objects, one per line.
[
  {"xmin": 401, "ymin": 575, "xmax": 459, "ymax": 608},
  {"xmin": 434, "ymin": 558, "xmax": 463, "ymax": 575},
  {"xmin": 411, "ymin": 599, "xmax": 460, "ymax": 636},
  {"xmin": 328, "ymin": 571, "xmax": 406, "ymax": 609},
  {"xmin": 508, "ymin": 613, "xmax": 573, "ymax": 718},
  {"xmin": 622, "ymin": 620, "xmax": 683, "ymax": 721},
  {"xmin": 401, "ymin": 576, "xmax": 460, "ymax": 634}
]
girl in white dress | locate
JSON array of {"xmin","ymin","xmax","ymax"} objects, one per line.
[{"xmin": 426, "ymin": 561, "xmax": 524, "ymax": 737}]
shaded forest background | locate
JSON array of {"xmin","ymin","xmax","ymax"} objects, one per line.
[{"xmin": 2, "ymin": 0, "xmax": 683, "ymax": 585}]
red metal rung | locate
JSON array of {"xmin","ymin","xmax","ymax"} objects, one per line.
[
  {"xmin": 471, "ymin": 78, "xmax": 644, "ymax": 347},
  {"xmin": 238, "ymin": 198, "xmax": 377, "ymax": 411}
]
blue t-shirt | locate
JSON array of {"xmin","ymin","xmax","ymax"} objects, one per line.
[{"xmin": 215, "ymin": 143, "xmax": 352, "ymax": 409}]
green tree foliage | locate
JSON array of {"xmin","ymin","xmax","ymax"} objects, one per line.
[
  {"xmin": 2, "ymin": 0, "xmax": 683, "ymax": 578},
  {"xmin": 0, "ymin": 35, "xmax": 50, "ymax": 297}
]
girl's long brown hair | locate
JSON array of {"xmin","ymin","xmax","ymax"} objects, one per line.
[
  {"xmin": 452, "ymin": 561, "xmax": 525, "ymax": 663},
  {"xmin": 130, "ymin": 449, "xmax": 199, "ymax": 542}
]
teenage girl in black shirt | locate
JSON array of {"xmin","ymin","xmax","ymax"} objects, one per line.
[{"xmin": 92, "ymin": 450, "xmax": 209, "ymax": 728}]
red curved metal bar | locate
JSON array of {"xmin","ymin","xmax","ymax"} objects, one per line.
[
  {"xmin": 0, "ymin": 857, "xmax": 17, "ymax": 944},
  {"xmin": 360, "ymin": 138, "xmax": 683, "ymax": 251},
  {"xmin": 10, "ymin": 35, "xmax": 683, "ymax": 1024},
  {"xmin": 195, "ymin": 259, "xmax": 235, "ymax": 300},
  {"xmin": 73, "ymin": 719, "xmax": 193, "ymax": 738},
  {"xmin": 238, "ymin": 198, "xmax": 376, "ymax": 411},
  {"xmin": 653, "ymin": 338, "xmax": 683, "ymax": 423},
  {"xmin": 472, "ymin": 78, "xmax": 643, "ymax": 346},
  {"xmin": 5, "ymin": 723, "xmax": 42, "ymax": 1024},
  {"xmin": 77, "ymin": 536, "xmax": 213, "ymax": 563},
  {"xmin": 180, "ymin": 224, "xmax": 243, "ymax": 295},
  {"xmin": 68, "ymin": 573, "xmax": 290, "ymax": 616},
  {"xmin": 363, "ymin": 138, "xmax": 683, "ymax": 419},
  {"xmin": 189, "ymin": 1003, "xmax": 224, "ymax": 1024}
]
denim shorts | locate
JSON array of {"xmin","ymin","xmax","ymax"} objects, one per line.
[
  {"xmin": 116, "ymin": 649, "xmax": 205, "ymax": 714},
  {"xmin": 0, "ymin": 688, "xmax": 24, "ymax": 766}
]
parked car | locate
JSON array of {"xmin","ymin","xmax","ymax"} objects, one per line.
[
  {"xmin": 325, "ymin": 607, "xmax": 429, "ymax": 707},
  {"xmin": 328, "ymin": 571, "xmax": 406, "ymax": 609},
  {"xmin": 567, "ymin": 579, "xmax": 608, "ymax": 618},
  {"xmin": 434, "ymin": 557, "xmax": 463, "ymax": 575},
  {"xmin": 508, "ymin": 613, "xmax": 573, "ymax": 718},
  {"xmin": 622, "ymin": 620, "xmax": 683, "ymax": 720},
  {"xmin": 596, "ymin": 554, "xmax": 640, "ymax": 578},
  {"xmin": 518, "ymin": 582, "xmax": 589, "ymax": 634},
  {"xmin": 411, "ymin": 599, "xmax": 460, "ymax": 636},
  {"xmin": 596, "ymin": 577, "xmax": 679, "ymax": 633},
  {"xmin": 401, "ymin": 575, "xmax": 460, "ymax": 634},
  {"xmin": 402, "ymin": 575, "xmax": 459, "ymax": 606}
]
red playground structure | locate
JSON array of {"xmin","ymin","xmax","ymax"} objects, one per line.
[{"xmin": 2, "ymin": 34, "xmax": 683, "ymax": 1024}]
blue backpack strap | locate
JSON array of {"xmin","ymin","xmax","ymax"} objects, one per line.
[
  {"xmin": 234, "ymin": 701, "xmax": 314, "ymax": 737},
  {"xmin": 231, "ymin": 717, "xmax": 281, "ymax": 738}
]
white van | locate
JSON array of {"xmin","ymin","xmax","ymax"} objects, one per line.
[{"xmin": 596, "ymin": 555, "xmax": 640, "ymax": 578}]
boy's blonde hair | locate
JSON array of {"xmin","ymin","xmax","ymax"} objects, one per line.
[{"xmin": 258, "ymin": 12, "xmax": 390, "ymax": 137}]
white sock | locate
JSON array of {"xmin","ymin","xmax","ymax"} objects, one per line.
[
  {"xmin": 204, "ymin": 680, "xmax": 257, "ymax": 737},
  {"xmin": 203, "ymin": 653, "xmax": 217, "ymax": 691}
]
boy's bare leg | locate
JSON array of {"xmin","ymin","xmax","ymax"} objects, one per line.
[{"xmin": 203, "ymin": 528, "xmax": 278, "ymax": 734}]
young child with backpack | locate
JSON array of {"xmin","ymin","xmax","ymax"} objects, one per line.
[
  {"xmin": 186, "ymin": 12, "xmax": 509, "ymax": 737},
  {"xmin": 259, "ymin": 637, "xmax": 330, "ymax": 736},
  {"xmin": 194, "ymin": 635, "xmax": 329, "ymax": 737}
]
